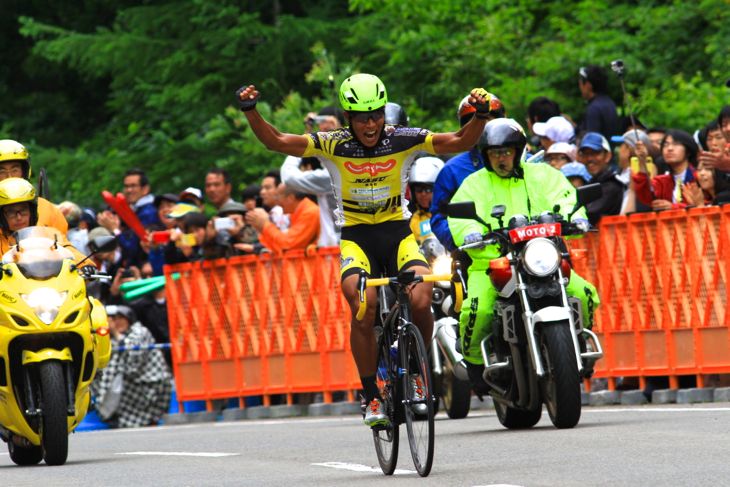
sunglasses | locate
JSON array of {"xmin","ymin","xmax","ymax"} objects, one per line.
[
  {"xmin": 413, "ymin": 185, "xmax": 433, "ymax": 193},
  {"xmin": 487, "ymin": 148, "xmax": 515, "ymax": 158},
  {"xmin": 350, "ymin": 109, "xmax": 385, "ymax": 124}
]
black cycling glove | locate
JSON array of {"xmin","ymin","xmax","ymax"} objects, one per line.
[{"xmin": 235, "ymin": 86, "xmax": 258, "ymax": 112}]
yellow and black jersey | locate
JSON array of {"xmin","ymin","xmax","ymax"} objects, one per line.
[{"xmin": 302, "ymin": 125, "xmax": 435, "ymax": 227}]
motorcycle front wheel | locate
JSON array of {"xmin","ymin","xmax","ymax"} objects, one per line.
[
  {"xmin": 39, "ymin": 360, "xmax": 69, "ymax": 466},
  {"xmin": 540, "ymin": 322, "xmax": 582, "ymax": 429},
  {"xmin": 494, "ymin": 400, "xmax": 541, "ymax": 429}
]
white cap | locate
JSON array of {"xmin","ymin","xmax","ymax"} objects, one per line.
[
  {"xmin": 532, "ymin": 116, "xmax": 575, "ymax": 143},
  {"xmin": 180, "ymin": 186, "xmax": 203, "ymax": 201},
  {"xmin": 546, "ymin": 142, "xmax": 577, "ymax": 161}
]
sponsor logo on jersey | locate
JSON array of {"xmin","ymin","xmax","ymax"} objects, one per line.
[{"xmin": 344, "ymin": 159, "xmax": 396, "ymax": 176}]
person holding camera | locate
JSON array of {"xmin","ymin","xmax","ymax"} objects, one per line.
[
  {"xmin": 245, "ymin": 182, "xmax": 320, "ymax": 255},
  {"xmin": 578, "ymin": 65, "xmax": 620, "ymax": 140}
]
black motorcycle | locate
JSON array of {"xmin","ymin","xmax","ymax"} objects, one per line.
[{"xmin": 446, "ymin": 183, "xmax": 604, "ymax": 429}]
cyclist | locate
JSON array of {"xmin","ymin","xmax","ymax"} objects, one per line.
[
  {"xmin": 447, "ymin": 118, "xmax": 599, "ymax": 393},
  {"xmin": 408, "ymin": 156, "xmax": 444, "ymax": 244},
  {"xmin": 0, "ymin": 178, "xmax": 90, "ymax": 266},
  {"xmin": 430, "ymin": 92, "xmax": 504, "ymax": 251},
  {"xmin": 0, "ymin": 139, "xmax": 68, "ymax": 235},
  {"xmin": 236, "ymin": 74, "xmax": 492, "ymax": 426}
]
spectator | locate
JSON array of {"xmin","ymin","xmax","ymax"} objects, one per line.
[
  {"xmin": 633, "ymin": 129, "xmax": 697, "ymax": 211},
  {"xmin": 92, "ymin": 305, "xmax": 172, "ymax": 428},
  {"xmin": 720, "ymin": 105, "xmax": 730, "ymax": 142},
  {"xmin": 526, "ymin": 96, "xmax": 561, "ymax": 135},
  {"xmin": 304, "ymin": 105, "xmax": 345, "ymax": 133},
  {"xmin": 578, "ymin": 132, "xmax": 625, "ymax": 225},
  {"xmin": 179, "ymin": 186, "xmax": 204, "ymax": 211},
  {"xmin": 214, "ymin": 200, "xmax": 258, "ymax": 256},
  {"xmin": 260, "ymin": 169, "xmax": 289, "ymax": 231},
  {"xmin": 560, "ymin": 162, "xmax": 592, "ymax": 188},
  {"xmin": 241, "ymin": 184, "xmax": 261, "ymax": 210},
  {"xmin": 85, "ymin": 226, "xmax": 122, "ymax": 303},
  {"xmin": 165, "ymin": 211, "xmax": 209, "ymax": 263},
  {"xmin": 544, "ymin": 142, "xmax": 578, "ymax": 170},
  {"xmin": 123, "ymin": 169, "xmax": 159, "ymax": 226},
  {"xmin": 532, "ymin": 116, "xmax": 575, "ymax": 151},
  {"xmin": 281, "ymin": 155, "xmax": 339, "ymax": 247},
  {"xmin": 578, "ymin": 65, "xmax": 620, "ymax": 139},
  {"xmin": 617, "ymin": 129, "xmax": 655, "ymax": 214},
  {"xmin": 129, "ymin": 262, "xmax": 172, "ymax": 367},
  {"xmin": 698, "ymin": 110, "xmax": 730, "ymax": 172},
  {"xmin": 59, "ymin": 201, "xmax": 90, "ymax": 254},
  {"xmin": 154, "ymin": 193, "xmax": 179, "ymax": 230},
  {"xmin": 683, "ymin": 159, "xmax": 730, "ymax": 207},
  {"xmin": 205, "ymin": 168, "xmax": 234, "ymax": 210},
  {"xmin": 245, "ymin": 183, "xmax": 320, "ymax": 255}
]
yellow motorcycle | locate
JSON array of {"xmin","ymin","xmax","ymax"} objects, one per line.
[{"xmin": 0, "ymin": 227, "xmax": 114, "ymax": 466}]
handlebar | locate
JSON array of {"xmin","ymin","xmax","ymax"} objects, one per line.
[{"xmin": 355, "ymin": 271, "xmax": 457, "ymax": 321}]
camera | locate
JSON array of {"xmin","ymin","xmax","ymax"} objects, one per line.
[
  {"xmin": 610, "ymin": 59, "xmax": 625, "ymax": 77},
  {"xmin": 120, "ymin": 268, "xmax": 135, "ymax": 279}
]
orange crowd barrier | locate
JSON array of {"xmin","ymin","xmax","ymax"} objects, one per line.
[
  {"xmin": 165, "ymin": 247, "xmax": 361, "ymax": 410},
  {"xmin": 571, "ymin": 206, "xmax": 730, "ymax": 390},
  {"xmin": 166, "ymin": 207, "xmax": 730, "ymax": 409}
]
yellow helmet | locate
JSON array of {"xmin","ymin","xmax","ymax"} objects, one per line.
[
  {"xmin": 0, "ymin": 178, "xmax": 38, "ymax": 232},
  {"xmin": 0, "ymin": 139, "xmax": 32, "ymax": 179}
]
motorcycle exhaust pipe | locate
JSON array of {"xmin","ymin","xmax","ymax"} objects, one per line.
[{"xmin": 434, "ymin": 318, "xmax": 469, "ymax": 381}]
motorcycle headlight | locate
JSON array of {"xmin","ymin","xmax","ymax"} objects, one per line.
[
  {"xmin": 432, "ymin": 254, "xmax": 453, "ymax": 287},
  {"xmin": 21, "ymin": 288, "xmax": 67, "ymax": 325},
  {"xmin": 522, "ymin": 238, "xmax": 560, "ymax": 277}
]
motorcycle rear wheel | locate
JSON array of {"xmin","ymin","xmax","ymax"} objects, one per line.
[
  {"xmin": 39, "ymin": 360, "xmax": 69, "ymax": 466},
  {"xmin": 8, "ymin": 441, "xmax": 43, "ymax": 466},
  {"xmin": 494, "ymin": 400, "xmax": 542, "ymax": 429},
  {"xmin": 540, "ymin": 322, "xmax": 582, "ymax": 429}
]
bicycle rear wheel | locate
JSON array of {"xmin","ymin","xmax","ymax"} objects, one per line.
[
  {"xmin": 372, "ymin": 329, "xmax": 399, "ymax": 475},
  {"xmin": 402, "ymin": 325, "xmax": 435, "ymax": 477}
]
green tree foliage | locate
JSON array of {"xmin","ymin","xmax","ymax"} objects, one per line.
[{"xmin": 1, "ymin": 0, "xmax": 728, "ymax": 205}]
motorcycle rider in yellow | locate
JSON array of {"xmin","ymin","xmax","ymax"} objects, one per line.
[
  {"xmin": 448, "ymin": 118, "xmax": 600, "ymax": 393},
  {"xmin": 0, "ymin": 140, "xmax": 69, "ymax": 236},
  {"xmin": 0, "ymin": 178, "xmax": 90, "ymax": 268},
  {"xmin": 408, "ymin": 156, "xmax": 444, "ymax": 245},
  {"xmin": 236, "ymin": 74, "xmax": 492, "ymax": 426}
]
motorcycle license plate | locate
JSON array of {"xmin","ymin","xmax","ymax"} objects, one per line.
[{"xmin": 508, "ymin": 223, "xmax": 561, "ymax": 243}]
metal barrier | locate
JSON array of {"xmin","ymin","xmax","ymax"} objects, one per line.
[{"xmin": 165, "ymin": 207, "xmax": 730, "ymax": 408}]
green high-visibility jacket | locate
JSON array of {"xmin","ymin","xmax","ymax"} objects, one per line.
[{"xmin": 448, "ymin": 163, "xmax": 588, "ymax": 270}]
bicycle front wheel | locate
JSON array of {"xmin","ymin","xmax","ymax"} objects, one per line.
[
  {"xmin": 372, "ymin": 329, "xmax": 399, "ymax": 475},
  {"xmin": 402, "ymin": 325, "xmax": 435, "ymax": 477}
]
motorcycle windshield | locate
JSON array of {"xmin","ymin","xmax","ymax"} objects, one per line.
[{"xmin": 1, "ymin": 227, "xmax": 75, "ymax": 279}]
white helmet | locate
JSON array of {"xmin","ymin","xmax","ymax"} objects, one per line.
[{"xmin": 409, "ymin": 156, "xmax": 444, "ymax": 185}]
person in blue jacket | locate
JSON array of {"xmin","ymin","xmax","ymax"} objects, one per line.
[{"xmin": 430, "ymin": 92, "xmax": 505, "ymax": 250}]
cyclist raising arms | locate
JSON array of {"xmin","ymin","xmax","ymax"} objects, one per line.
[{"xmin": 236, "ymin": 74, "xmax": 491, "ymax": 426}]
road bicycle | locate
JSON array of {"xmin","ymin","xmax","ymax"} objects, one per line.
[{"xmin": 356, "ymin": 268, "xmax": 459, "ymax": 477}]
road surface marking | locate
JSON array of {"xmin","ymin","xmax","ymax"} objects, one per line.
[
  {"xmin": 117, "ymin": 451, "xmax": 240, "ymax": 457},
  {"xmin": 312, "ymin": 461, "xmax": 416, "ymax": 475}
]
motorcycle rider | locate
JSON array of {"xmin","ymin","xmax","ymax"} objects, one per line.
[
  {"xmin": 409, "ymin": 156, "xmax": 444, "ymax": 244},
  {"xmin": 0, "ymin": 140, "xmax": 68, "ymax": 235},
  {"xmin": 0, "ymin": 178, "xmax": 91, "ymax": 268},
  {"xmin": 447, "ymin": 118, "xmax": 600, "ymax": 392},
  {"xmin": 236, "ymin": 74, "xmax": 492, "ymax": 427}
]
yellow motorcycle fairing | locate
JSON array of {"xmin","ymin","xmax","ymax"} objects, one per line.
[
  {"xmin": 0, "ymin": 227, "xmax": 107, "ymax": 445},
  {"xmin": 22, "ymin": 347, "xmax": 72, "ymax": 365}
]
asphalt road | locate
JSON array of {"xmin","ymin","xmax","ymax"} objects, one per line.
[{"xmin": 1, "ymin": 403, "xmax": 729, "ymax": 487}]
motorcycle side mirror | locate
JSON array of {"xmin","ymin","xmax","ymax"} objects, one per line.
[
  {"xmin": 75, "ymin": 235, "xmax": 119, "ymax": 269},
  {"xmin": 568, "ymin": 183, "xmax": 603, "ymax": 221},
  {"xmin": 490, "ymin": 204, "xmax": 506, "ymax": 228},
  {"xmin": 446, "ymin": 202, "xmax": 492, "ymax": 231}
]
